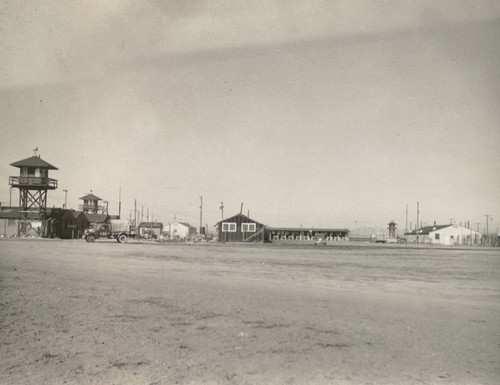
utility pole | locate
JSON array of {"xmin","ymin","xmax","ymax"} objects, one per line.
[
  {"xmin": 220, "ymin": 202, "xmax": 224, "ymax": 242},
  {"xmin": 118, "ymin": 187, "xmax": 122, "ymax": 219},
  {"xmin": 199, "ymin": 196, "xmax": 203, "ymax": 235},
  {"xmin": 485, "ymin": 214, "xmax": 492, "ymax": 246},
  {"xmin": 405, "ymin": 204, "xmax": 408, "ymax": 234},
  {"xmin": 416, "ymin": 202, "xmax": 419, "ymax": 243},
  {"xmin": 2, "ymin": 201, "xmax": 5, "ymax": 236},
  {"xmin": 63, "ymin": 189, "xmax": 68, "ymax": 209},
  {"xmin": 134, "ymin": 199, "xmax": 137, "ymax": 226},
  {"xmin": 485, "ymin": 214, "xmax": 491, "ymax": 235}
]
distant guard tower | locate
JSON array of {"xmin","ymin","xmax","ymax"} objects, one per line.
[
  {"xmin": 79, "ymin": 191, "xmax": 106, "ymax": 214},
  {"xmin": 388, "ymin": 221, "xmax": 397, "ymax": 239},
  {"xmin": 9, "ymin": 149, "xmax": 58, "ymax": 235}
]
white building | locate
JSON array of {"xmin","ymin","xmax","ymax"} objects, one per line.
[
  {"xmin": 406, "ymin": 224, "xmax": 482, "ymax": 245},
  {"xmin": 164, "ymin": 221, "xmax": 197, "ymax": 240}
]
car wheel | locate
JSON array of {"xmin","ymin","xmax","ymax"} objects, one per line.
[
  {"xmin": 86, "ymin": 234, "xmax": 95, "ymax": 243},
  {"xmin": 117, "ymin": 234, "xmax": 128, "ymax": 243}
]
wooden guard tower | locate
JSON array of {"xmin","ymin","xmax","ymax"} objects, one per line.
[
  {"xmin": 78, "ymin": 191, "xmax": 106, "ymax": 214},
  {"xmin": 9, "ymin": 150, "xmax": 58, "ymax": 234},
  {"xmin": 388, "ymin": 221, "xmax": 397, "ymax": 239}
]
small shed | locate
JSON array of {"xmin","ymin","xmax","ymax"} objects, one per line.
[
  {"xmin": 165, "ymin": 222, "xmax": 197, "ymax": 240},
  {"xmin": 138, "ymin": 222, "xmax": 163, "ymax": 239}
]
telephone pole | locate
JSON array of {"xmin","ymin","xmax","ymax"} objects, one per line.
[
  {"xmin": 134, "ymin": 199, "xmax": 137, "ymax": 226},
  {"xmin": 220, "ymin": 202, "xmax": 225, "ymax": 242},
  {"xmin": 485, "ymin": 214, "xmax": 491, "ymax": 235},
  {"xmin": 405, "ymin": 204, "xmax": 408, "ymax": 234},
  {"xmin": 63, "ymin": 189, "xmax": 68, "ymax": 209},
  {"xmin": 416, "ymin": 202, "xmax": 419, "ymax": 243},
  {"xmin": 484, "ymin": 214, "xmax": 492, "ymax": 246},
  {"xmin": 199, "ymin": 196, "xmax": 203, "ymax": 235},
  {"xmin": 118, "ymin": 187, "xmax": 122, "ymax": 219}
]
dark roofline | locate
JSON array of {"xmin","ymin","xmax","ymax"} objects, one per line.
[
  {"xmin": 10, "ymin": 155, "xmax": 58, "ymax": 170},
  {"xmin": 79, "ymin": 193, "xmax": 103, "ymax": 201},
  {"xmin": 405, "ymin": 224, "xmax": 451, "ymax": 235},
  {"xmin": 176, "ymin": 222, "xmax": 196, "ymax": 229},
  {"xmin": 215, "ymin": 213, "xmax": 265, "ymax": 227},
  {"xmin": 269, "ymin": 227, "xmax": 349, "ymax": 233},
  {"xmin": 138, "ymin": 222, "xmax": 163, "ymax": 228}
]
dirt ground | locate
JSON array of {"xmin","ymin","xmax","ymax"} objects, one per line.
[{"xmin": 0, "ymin": 239, "xmax": 499, "ymax": 385}]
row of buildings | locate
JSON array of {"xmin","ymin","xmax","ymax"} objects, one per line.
[{"xmin": 0, "ymin": 153, "xmax": 490, "ymax": 246}]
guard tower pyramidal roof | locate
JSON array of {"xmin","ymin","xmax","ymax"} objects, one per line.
[
  {"xmin": 10, "ymin": 155, "xmax": 58, "ymax": 170},
  {"xmin": 79, "ymin": 193, "xmax": 103, "ymax": 201}
]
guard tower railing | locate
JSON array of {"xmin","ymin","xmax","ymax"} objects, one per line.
[
  {"xmin": 78, "ymin": 204, "xmax": 104, "ymax": 212},
  {"xmin": 9, "ymin": 176, "xmax": 58, "ymax": 189}
]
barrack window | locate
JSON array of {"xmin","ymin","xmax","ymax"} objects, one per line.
[
  {"xmin": 241, "ymin": 223, "xmax": 256, "ymax": 232},
  {"xmin": 222, "ymin": 222, "xmax": 236, "ymax": 232}
]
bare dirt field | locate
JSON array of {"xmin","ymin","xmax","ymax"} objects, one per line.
[{"xmin": 1, "ymin": 239, "xmax": 499, "ymax": 385}]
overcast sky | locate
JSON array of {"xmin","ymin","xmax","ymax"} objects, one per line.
[{"xmin": 1, "ymin": 1, "xmax": 499, "ymax": 233}]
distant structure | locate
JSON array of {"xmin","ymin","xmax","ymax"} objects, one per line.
[
  {"xmin": 8, "ymin": 150, "xmax": 58, "ymax": 235},
  {"xmin": 137, "ymin": 222, "xmax": 163, "ymax": 239},
  {"xmin": 388, "ymin": 221, "xmax": 397, "ymax": 239},
  {"xmin": 79, "ymin": 191, "xmax": 107, "ymax": 214},
  {"xmin": 165, "ymin": 221, "xmax": 197, "ymax": 240},
  {"xmin": 405, "ymin": 224, "xmax": 482, "ymax": 245},
  {"xmin": 78, "ymin": 191, "xmax": 111, "ymax": 227}
]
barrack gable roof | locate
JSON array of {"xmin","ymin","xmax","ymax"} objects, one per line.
[
  {"xmin": 71, "ymin": 211, "xmax": 87, "ymax": 220},
  {"xmin": 269, "ymin": 227, "xmax": 349, "ymax": 233},
  {"xmin": 176, "ymin": 222, "xmax": 196, "ymax": 229},
  {"xmin": 79, "ymin": 193, "xmax": 102, "ymax": 201},
  {"xmin": 405, "ymin": 225, "xmax": 450, "ymax": 235},
  {"xmin": 216, "ymin": 213, "xmax": 265, "ymax": 227},
  {"xmin": 10, "ymin": 156, "xmax": 58, "ymax": 170},
  {"xmin": 138, "ymin": 222, "xmax": 163, "ymax": 229}
]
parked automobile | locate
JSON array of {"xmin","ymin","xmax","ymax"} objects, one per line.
[{"xmin": 314, "ymin": 233, "xmax": 327, "ymax": 245}]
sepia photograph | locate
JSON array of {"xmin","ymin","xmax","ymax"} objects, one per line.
[{"xmin": 1, "ymin": 1, "xmax": 500, "ymax": 384}]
